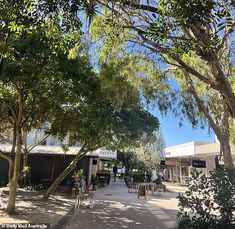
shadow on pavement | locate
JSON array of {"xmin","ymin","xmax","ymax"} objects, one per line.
[{"xmin": 65, "ymin": 199, "xmax": 177, "ymax": 229}]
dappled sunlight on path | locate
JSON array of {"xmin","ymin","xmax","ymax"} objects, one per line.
[
  {"xmin": 0, "ymin": 189, "xmax": 74, "ymax": 225},
  {"xmin": 64, "ymin": 180, "xmax": 179, "ymax": 229}
]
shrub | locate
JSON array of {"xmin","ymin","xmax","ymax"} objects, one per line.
[
  {"xmin": 155, "ymin": 175, "xmax": 162, "ymax": 184},
  {"xmin": 177, "ymin": 167, "xmax": 235, "ymax": 229},
  {"xmin": 73, "ymin": 169, "xmax": 85, "ymax": 181},
  {"xmin": 91, "ymin": 175, "xmax": 99, "ymax": 186},
  {"xmin": 131, "ymin": 171, "xmax": 145, "ymax": 182}
]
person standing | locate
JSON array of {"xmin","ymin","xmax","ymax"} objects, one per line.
[
  {"xmin": 120, "ymin": 166, "xmax": 126, "ymax": 182},
  {"xmin": 160, "ymin": 169, "xmax": 165, "ymax": 181},
  {"xmin": 113, "ymin": 164, "xmax": 118, "ymax": 182},
  {"xmin": 151, "ymin": 168, "xmax": 158, "ymax": 193},
  {"xmin": 151, "ymin": 168, "xmax": 158, "ymax": 183}
]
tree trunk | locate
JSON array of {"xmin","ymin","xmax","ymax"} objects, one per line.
[
  {"xmin": 42, "ymin": 142, "xmax": 88, "ymax": 200},
  {"xmin": 9, "ymin": 125, "xmax": 17, "ymax": 183},
  {"xmin": 8, "ymin": 158, "xmax": 14, "ymax": 184},
  {"xmin": 23, "ymin": 153, "xmax": 28, "ymax": 168},
  {"xmin": 185, "ymin": 73, "xmax": 234, "ymax": 168},
  {"xmin": 233, "ymin": 118, "xmax": 235, "ymax": 145},
  {"xmin": 222, "ymin": 139, "xmax": 234, "ymax": 168},
  {"xmin": 6, "ymin": 93, "xmax": 23, "ymax": 215},
  {"xmin": 23, "ymin": 131, "xmax": 28, "ymax": 168},
  {"xmin": 221, "ymin": 107, "xmax": 234, "ymax": 168},
  {"xmin": 6, "ymin": 128, "xmax": 22, "ymax": 214},
  {"xmin": 50, "ymin": 157, "xmax": 56, "ymax": 181}
]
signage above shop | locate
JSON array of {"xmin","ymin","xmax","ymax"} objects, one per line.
[
  {"xmin": 192, "ymin": 160, "xmax": 206, "ymax": 168},
  {"xmin": 165, "ymin": 160, "xmax": 177, "ymax": 166},
  {"xmin": 87, "ymin": 148, "xmax": 117, "ymax": 159}
]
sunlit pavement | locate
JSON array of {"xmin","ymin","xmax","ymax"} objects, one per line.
[{"xmin": 61, "ymin": 179, "xmax": 184, "ymax": 229}]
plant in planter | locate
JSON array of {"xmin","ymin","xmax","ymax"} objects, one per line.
[
  {"xmin": 19, "ymin": 166, "xmax": 31, "ymax": 188},
  {"xmin": 72, "ymin": 169, "xmax": 85, "ymax": 190},
  {"xmin": 91, "ymin": 175, "xmax": 99, "ymax": 191}
]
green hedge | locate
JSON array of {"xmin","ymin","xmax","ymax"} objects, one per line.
[{"xmin": 177, "ymin": 167, "xmax": 235, "ymax": 229}]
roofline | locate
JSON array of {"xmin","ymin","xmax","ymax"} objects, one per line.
[
  {"xmin": 0, "ymin": 144, "xmax": 117, "ymax": 159},
  {"xmin": 165, "ymin": 141, "xmax": 213, "ymax": 151}
]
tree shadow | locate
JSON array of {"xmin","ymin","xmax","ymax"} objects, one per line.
[
  {"xmin": 0, "ymin": 192, "xmax": 74, "ymax": 224},
  {"xmin": 65, "ymin": 199, "xmax": 177, "ymax": 229}
]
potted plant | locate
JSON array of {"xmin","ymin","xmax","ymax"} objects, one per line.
[
  {"xmin": 91, "ymin": 175, "xmax": 99, "ymax": 191},
  {"xmin": 72, "ymin": 169, "xmax": 85, "ymax": 190}
]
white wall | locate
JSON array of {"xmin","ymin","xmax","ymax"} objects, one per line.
[
  {"xmin": 27, "ymin": 129, "xmax": 73, "ymax": 146},
  {"xmin": 195, "ymin": 142, "xmax": 220, "ymax": 156},
  {"xmin": 206, "ymin": 156, "xmax": 216, "ymax": 172},
  {"xmin": 165, "ymin": 141, "xmax": 220, "ymax": 158},
  {"xmin": 165, "ymin": 142, "xmax": 196, "ymax": 158}
]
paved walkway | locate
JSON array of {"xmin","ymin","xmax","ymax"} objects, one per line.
[{"xmin": 61, "ymin": 180, "xmax": 182, "ymax": 229}]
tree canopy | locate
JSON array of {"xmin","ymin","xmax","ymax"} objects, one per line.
[
  {"xmin": 118, "ymin": 130, "xmax": 165, "ymax": 171},
  {"xmin": 87, "ymin": 0, "xmax": 235, "ymax": 167},
  {"xmin": 0, "ymin": 11, "xmax": 160, "ymax": 209}
]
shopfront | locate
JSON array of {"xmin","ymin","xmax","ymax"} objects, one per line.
[
  {"xmin": 164, "ymin": 159, "xmax": 178, "ymax": 182},
  {"xmin": 163, "ymin": 141, "xmax": 221, "ymax": 185},
  {"xmin": 191, "ymin": 159, "xmax": 207, "ymax": 175},
  {"xmin": 179, "ymin": 159, "xmax": 191, "ymax": 185}
]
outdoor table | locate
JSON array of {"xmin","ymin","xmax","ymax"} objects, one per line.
[{"xmin": 136, "ymin": 182, "xmax": 156, "ymax": 195}]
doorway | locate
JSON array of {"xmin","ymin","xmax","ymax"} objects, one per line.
[{"xmin": 180, "ymin": 166, "xmax": 190, "ymax": 185}]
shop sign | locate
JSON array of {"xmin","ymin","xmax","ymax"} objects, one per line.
[
  {"xmin": 192, "ymin": 160, "xmax": 206, "ymax": 168},
  {"xmin": 165, "ymin": 160, "xmax": 177, "ymax": 166},
  {"xmin": 99, "ymin": 149, "xmax": 117, "ymax": 159}
]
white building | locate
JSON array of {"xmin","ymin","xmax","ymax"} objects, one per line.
[{"xmin": 163, "ymin": 141, "xmax": 235, "ymax": 185}]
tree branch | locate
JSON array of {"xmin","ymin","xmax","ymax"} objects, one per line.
[
  {"xmin": 26, "ymin": 133, "xmax": 50, "ymax": 152},
  {"xmin": 0, "ymin": 148, "xmax": 12, "ymax": 161},
  {"xmin": 173, "ymin": 56, "xmax": 218, "ymax": 90},
  {"xmin": 183, "ymin": 71, "xmax": 223, "ymax": 141},
  {"xmin": 218, "ymin": 21, "xmax": 235, "ymax": 51}
]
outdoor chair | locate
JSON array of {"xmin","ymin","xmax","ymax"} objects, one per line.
[{"xmin": 128, "ymin": 183, "xmax": 138, "ymax": 193}]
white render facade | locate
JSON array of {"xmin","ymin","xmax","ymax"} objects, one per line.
[{"xmin": 163, "ymin": 141, "xmax": 235, "ymax": 185}]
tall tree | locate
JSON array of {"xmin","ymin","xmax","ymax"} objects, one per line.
[
  {"xmin": 136, "ymin": 130, "xmax": 165, "ymax": 170},
  {"xmin": 0, "ymin": 23, "xmax": 92, "ymax": 214},
  {"xmin": 118, "ymin": 130, "xmax": 165, "ymax": 171},
  {"xmin": 87, "ymin": 0, "xmax": 235, "ymax": 167},
  {"xmin": 0, "ymin": 20, "xmax": 159, "ymax": 207},
  {"xmin": 94, "ymin": 0, "xmax": 235, "ymax": 125},
  {"xmin": 168, "ymin": 53, "xmax": 234, "ymax": 167},
  {"xmin": 42, "ymin": 64, "xmax": 160, "ymax": 199}
]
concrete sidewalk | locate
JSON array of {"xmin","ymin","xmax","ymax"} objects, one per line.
[{"xmin": 63, "ymin": 180, "xmax": 181, "ymax": 229}]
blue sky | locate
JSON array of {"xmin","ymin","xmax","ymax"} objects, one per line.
[
  {"xmin": 151, "ymin": 108, "xmax": 215, "ymax": 147},
  {"xmin": 147, "ymin": 78, "xmax": 215, "ymax": 147}
]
